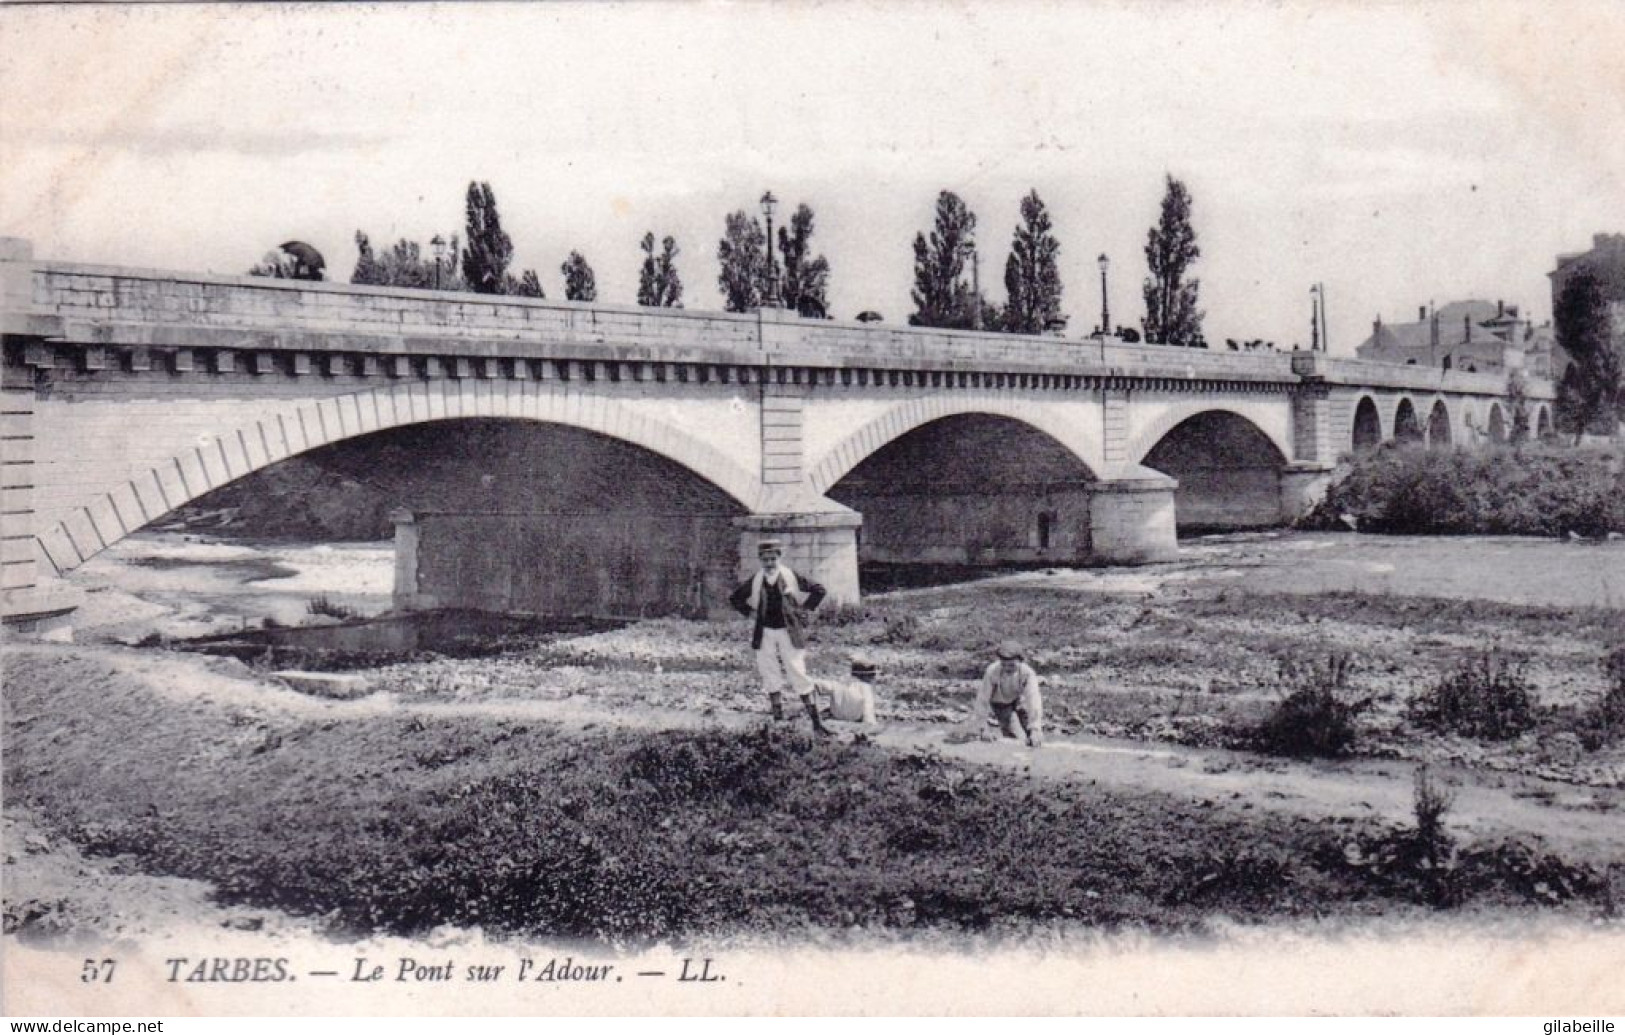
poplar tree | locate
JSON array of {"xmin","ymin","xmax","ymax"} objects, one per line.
[
  {"xmin": 909, "ymin": 191, "xmax": 977, "ymax": 329},
  {"xmin": 461, "ymin": 181, "xmax": 514, "ymax": 294},
  {"xmin": 1141, "ymin": 175, "xmax": 1204, "ymax": 345},
  {"xmin": 560, "ymin": 251, "xmax": 597, "ymax": 302},
  {"xmin": 1001, "ymin": 190, "xmax": 1065, "ymax": 334}
]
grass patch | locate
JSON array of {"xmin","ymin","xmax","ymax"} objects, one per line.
[{"xmin": 7, "ymin": 649, "xmax": 1616, "ymax": 945}]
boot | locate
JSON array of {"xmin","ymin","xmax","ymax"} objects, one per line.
[
  {"xmin": 802, "ymin": 695, "xmax": 833, "ymax": 736},
  {"xmin": 769, "ymin": 692, "xmax": 786, "ymax": 721}
]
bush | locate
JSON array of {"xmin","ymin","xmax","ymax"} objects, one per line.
[
  {"xmin": 1575, "ymin": 645, "xmax": 1625, "ymax": 751},
  {"xmin": 1410, "ymin": 651, "xmax": 1538, "ymax": 740},
  {"xmin": 305, "ymin": 594, "xmax": 355, "ymax": 620},
  {"xmin": 1302, "ymin": 443, "xmax": 1625, "ymax": 536},
  {"xmin": 1250, "ymin": 654, "xmax": 1370, "ymax": 757}
]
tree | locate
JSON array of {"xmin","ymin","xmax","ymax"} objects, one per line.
[
  {"xmin": 560, "ymin": 251, "xmax": 597, "ymax": 302},
  {"xmin": 461, "ymin": 181, "xmax": 513, "ymax": 294},
  {"xmin": 1505, "ymin": 370, "xmax": 1532, "ymax": 445},
  {"xmin": 504, "ymin": 269, "xmax": 545, "ymax": 298},
  {"xmin": 638, "ymin": 232, "xmax": 683, "ymax": 308},
  {"xmin": 351, "ymin": 231, "xmax": 462, "ymax": 289},
  {"xmin": 779, "ymin": 204, "xmax": 831, "ymax": 319},
  {"xmin": 1142, "ymin": 174, "xmax": 1204, "ymax": 345},
  {"xmin": 1553, "ymin": 268, "xmax": 1623, "ymax": 442},
  {"xmin": 1001, "ymin": 190, "xmax": 1065, "ymax": 334},
  {"xmin": 717, "ymin": 211, "xmax": 767, "ymax": 312},
  {"xmin": 909, "ymin": 191, "xmax": 978, "ymax": 329}
]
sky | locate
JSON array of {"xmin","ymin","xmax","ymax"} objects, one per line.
[{"xmin": 3, "ymin": 1, "xmax": 1623, "ymax": 353}]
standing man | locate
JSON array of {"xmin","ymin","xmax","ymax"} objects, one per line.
[
  {"xmin": 973, "ymin": 640, "xmax": 1044, "ymax": 747},
  {"xmin": 729, "ymin": 538, "xmax": 829, "ymax": 733}
]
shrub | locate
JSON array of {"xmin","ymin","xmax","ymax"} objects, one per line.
[
  {"xmin": 1410, "ymin": 651, "xmax": 1538, "ymax": 740},
  {"xmin": 305, "ymin": 594, "xmax": 355, "ymax": 620},
  {"xmin": 1575, "ymin": 645, "xmax": 1625, "ymax": 751},
  {"xmin": 1302, "ymin": 443, "xmax": 1625, "ymax": 536},
  {"xmin": 1250, "ymin": 654, "xmax": 1370, "ymax": 757},
  {"xmin": 876, "ymin": 612, "xmax": 921, "ymax": 645}
]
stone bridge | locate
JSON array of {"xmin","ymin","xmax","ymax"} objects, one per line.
[{"xmin": 0, "ymin": 239, "xmax": 1552, "ymax": 629}]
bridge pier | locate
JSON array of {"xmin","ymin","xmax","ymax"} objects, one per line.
[
  {"xmin": 1086, "ymin": 470, "xmax": 1179, "ymax": 564},
  {"xmin": 734, "ymin": 508, "xmax": 863, "ymax": 607},
  {"xmin": 1279, "ymin": 462, "xmax": 1337, "ymax": 520}
]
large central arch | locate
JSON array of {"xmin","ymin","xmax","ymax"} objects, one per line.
[{"xmin": 35, "ymin": 380, "xmax": 759, "ymax": 578}]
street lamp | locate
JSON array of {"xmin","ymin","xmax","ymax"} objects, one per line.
[
  {"xmin": 1309, "ymin": 284, "xmax": 1321, "ymax": 351},
  {"xmin": 960, "ymin": 239, "xmax": 982, "ymax": 330},
  {"xmin": 430, "ymin": 234, "xmax": 447, "ymax": 290},
  {"xmin": 760, "ymin": 191, "xmax": 781, "ymax": 307},
  {"xmin": 1097, "ymin": 253, "xmax": 1111, "ymax": 337}
]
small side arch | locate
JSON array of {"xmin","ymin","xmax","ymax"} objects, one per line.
[
  {"xmin": 1426, "ymin": 399, "xmax": 1452, "ymax": 448},
  {"xmin": 1393, "ymin": 397, "xmax": 1424, "ymax": 444},
  {"xmin": 1352, "ymin": 396, "xmax": 1383, "ymax": 451}
]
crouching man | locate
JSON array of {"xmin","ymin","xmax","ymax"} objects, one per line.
[
  {"xmin": 812, "ymin": 653, "xmax": 881, "ymax": 727},
  {"xmin": 973, "ymin": 640, "xmax": 1043, "ymax": 747},
  {"xmin": 729, "ymin": 538, "xmax": 829, "ymax": 733}
]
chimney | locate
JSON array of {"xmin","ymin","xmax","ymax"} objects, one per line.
[
  {"xmin": 1465, "ymin": 313, "xmax": 1472, "ymax": 343},
  {"xmin": 1497, "ymin": 299, "xmax": 1504, "ymax": 317},
  {"xmin": 1419, "ymin": 305, "xmax": 1427, "ymax": 322}
]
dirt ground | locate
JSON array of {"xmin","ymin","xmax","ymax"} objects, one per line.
[{"xmin": 5, "ymin": 530, "xmax": 1624, "ymax": 958}]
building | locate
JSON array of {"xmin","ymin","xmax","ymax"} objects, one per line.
[
  {"xmin": 1548, "ymin": 233, "xmax": 1625, "ymax": 383},
  {"xmin": 1354, "ymin": 299, "xmax": 1545, "ymax": 375}
]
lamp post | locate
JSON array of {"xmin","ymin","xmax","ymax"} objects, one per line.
[
  {"xmin": 1097, "ymin": 253, "xmax": 1111, "ymax": 337},
  {"xmin": 960, "ymin": 239, "xmax": 982, "ymax": 330},
  {"xmin": 760, "ymin": 191, "xmax": 781, "ymax": 307},
  {"xmin": 430, "ymin": 234, "xmax": 447, "ymax": 290},
  {"xmin": 1309, "ymin": 284, "xmax": 1321, "ymax": 352}
]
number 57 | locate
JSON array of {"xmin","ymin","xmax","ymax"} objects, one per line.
[{"xmin": 81, "ymin": 958, "xmax": 116, "ymax": 983}]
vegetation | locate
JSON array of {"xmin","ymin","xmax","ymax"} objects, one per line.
[
  {"xmin": 1001, "ymin": 189, "xmax": 1065, "ymax": 334},
  {"xmin": 352, "ymin": 232, "xmax": 462, "ymax": 289},
  {"xmin": 8, "ymin": 656, "xmax": 1616, "ymax": 946},
  {"xmin": 1553, "ymin": 268, "xmax": 1624, "ymax": 442},
  {"xmin": 716, "ymin": 210, "xmax": 768, "ymax": 312},
  {"xmin": 560, "ymin": 251, "xmax": 597, "ymax": 302},
  {"xmin": 1575, "ymin": 645, "xmax": 1625, "ymax": 751},
  {"xmin": 460, "ymin": 181, "xmax": 514, "ymax": 294},
  {"xmin": 909, "ymin": 191, "xmax": 980, "ymax": 329},
  {"xmin": 1141, "ymin": 174, "xmax": 1204, "ymax": 346},
  {"xmin": 1303, "ymin": 443, "xmax": 1625, "ymax": 536},
  {"xmin": 638, "ymin": 232, "xmax": 683, "ymax": 308},
  {"xmin": 1248, "ymin": 654, "xmax": 1369, "ymax": 758},
  {"xmin": 777, "ymin": 203, "xmax": 832, "ymax": 318},
  {"xmin": 1409, "ymin": 651, "xmax": 1537, "ymax": 741}
]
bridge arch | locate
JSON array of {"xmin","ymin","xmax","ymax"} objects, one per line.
[
  {"xmin": 1536, "ymin": 404, "xmax": 1554, "ymax": 440},
  {"xmin": 1135, "ymin": 409, "xmax": 1291, "ymax": 530},
  {"xmin": 807, "ymin": 395, "xmax": 1100, "ymax": 495},
  {"xmin": 36, "ymin": 380, "xmax": 759, "ymax": 575},
  {"xmin": 1393, "ymin": 397, "xmax": 1425, "ymax": 445},
  {"xmin": 1426, "ymin": 399, "xmax": 1452, "ymax": 448},
  {"xmin": 1352, "ymin": 396, "xmax": 1383, "ymax": 451},
  {"xmin": 1486, "ymin": 402, "xmax": 1508, "ymax": 443},
  {"xmin": 1124, "ymin": 401, "xmax": 1294, "ymax": 471}
]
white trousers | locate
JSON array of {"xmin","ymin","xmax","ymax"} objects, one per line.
[{"xmin": 756, "ymin": 627, "xmax": 813, "ymax": 697}]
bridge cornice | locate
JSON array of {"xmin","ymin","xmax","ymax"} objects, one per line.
[{"xmin": 1, "ymin": 251, "xmax": 1551, "ymax": 399}]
